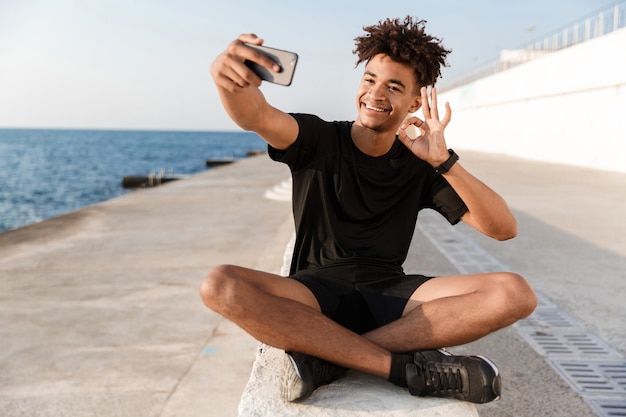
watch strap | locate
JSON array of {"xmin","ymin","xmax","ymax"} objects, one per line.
[{"xmin": 433, "ymin": 149, "xmax": 459, "ymax": 174}]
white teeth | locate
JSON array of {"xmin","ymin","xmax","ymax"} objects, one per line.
[{"xmin": 365, "ymin": 104, "xmax": 388, "ymax": 112}]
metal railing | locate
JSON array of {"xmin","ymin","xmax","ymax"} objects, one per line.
[{"xmin": 440, "ymin": 1, "xmax": 626, "ymax": 91}]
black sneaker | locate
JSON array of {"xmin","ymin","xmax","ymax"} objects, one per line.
[
  {"xmin": 280, "ymin": 352, "xmax": 348, "ymax": 402},
  {"xmin": 406, "ymin": 349, "xmax": 501, "ymax": 404}
]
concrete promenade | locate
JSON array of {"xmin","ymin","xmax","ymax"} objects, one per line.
[{"xmin": 1, "ymin": 151, "xmax": 625, "ymax": 416}]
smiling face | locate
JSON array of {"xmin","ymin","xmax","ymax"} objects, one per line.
[{"xmin": 354, "ymin": 54, "xmax": 422, "ymax": 135}]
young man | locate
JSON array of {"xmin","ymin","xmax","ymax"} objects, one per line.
[{"xmin": 203, "ymin": 17, "xmax": 537, "ymax": 404}]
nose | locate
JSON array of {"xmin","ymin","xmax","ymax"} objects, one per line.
[{"xmin": 368, "ymin": 81, "xmax": 386, "ymax": 99}]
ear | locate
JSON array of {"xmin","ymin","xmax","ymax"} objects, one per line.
[{"xmin": 408, "ymin": 94, "xmax": 422, "ymax": 113}]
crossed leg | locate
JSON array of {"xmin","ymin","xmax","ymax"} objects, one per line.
[
  {"xmin": 199, "ymin": 264, "xmax": 537, "ymax": 379},
  {"xmin": 365, "ymin": 272, "xmax": 537, "ymax": 351},
  {"xmin": 200, "ymin": 264, "xmax": 391, "ymax": 376}
]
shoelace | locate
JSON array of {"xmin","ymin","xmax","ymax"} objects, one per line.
[{"xmin": 421, "ymin": 361, "xmax": 464, "ymax": 395}]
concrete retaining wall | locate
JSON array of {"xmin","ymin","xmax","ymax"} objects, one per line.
[{"xmin": 438, "ymin": 27, "xmax": 626, "ymax": 173}]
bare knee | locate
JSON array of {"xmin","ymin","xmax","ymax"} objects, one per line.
[
  {"xmin": 495, "ymin": 272, "xmax": 537, "ymax": 323},
  {"xmin": 199, "ymin": 264, "xmax": 240, "ymax": 312}
]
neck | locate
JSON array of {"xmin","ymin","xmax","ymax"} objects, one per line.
[{"xmin": 350, "ymin": 124, "xmax": 397, "ymax": 157}]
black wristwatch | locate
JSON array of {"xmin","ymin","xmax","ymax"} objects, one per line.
[{"xmin": 433, "ymin": 149, "xmax": 459, "ymax": 174}]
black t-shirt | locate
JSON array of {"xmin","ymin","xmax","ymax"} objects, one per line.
[{"xmin": 269, "ymin": 113, "xmax": 467, "ymax": 275}]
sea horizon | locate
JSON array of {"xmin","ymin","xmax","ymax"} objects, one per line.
[
  {"xmin": 0, "ymin": 128, "xmax": 266, "ymax": 233},
  {"xmin": 0, "ymin": 126, "xmax": 244, "ymax": 134}
]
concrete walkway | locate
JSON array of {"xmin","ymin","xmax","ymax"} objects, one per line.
[
  {"xmin": 0, "ymin": 155, "xmax": 293, "ymax": 417},
  {"xmin": 1, "ymin": 151, "xmax": 625, "ymax": 416}
]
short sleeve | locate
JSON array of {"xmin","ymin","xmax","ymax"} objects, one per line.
[
  {"xmin": 428, "ymin": 175, "xmax": 468, "ymax": 225},
  {"xmin": 268, "ymin": 113, "xmax": 338, "ymax": 172}
]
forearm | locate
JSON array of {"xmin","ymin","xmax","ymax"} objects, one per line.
[
  {"xmin": 216, "ymin": 84, "xmax": 298, "ymax": 150},
  {"xmin": 217, "ymin": 85, "xmax": 268, "ymax": 131},
  {"xmin": 443, "ymin": 162, "xmax": 517, "ymax": 241}
]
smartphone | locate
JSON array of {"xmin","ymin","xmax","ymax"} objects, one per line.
[{"xmin": 244, "ymin": 43, "xmax": 298, "ymax": 86}]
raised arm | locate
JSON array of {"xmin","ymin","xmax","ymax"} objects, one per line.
[
  {"xmin": 210, "ymin": 34, "xmax": 298, "ymax": 150},
  {"xmin": 398, "ymin": 87, "xmax": 517, "ymax": 241}
]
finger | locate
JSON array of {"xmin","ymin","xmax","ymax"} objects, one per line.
[
  {"xmin": 442, "ymin": 102, "xmax": 452, "ymax": 127},
  {"xmin": 227, "ymin": 65, "xmax": 254, "ymax": 89},
  {"xmin": 420, "ymin": 87, "xmax": 430, "ymax": 119},
  {"xmin": 237, "ymin": 33, "xmax": 263, "ymax": 45},
  {"xmin": 397, "ymin": 126, "xmax": 417, "ymax": 145},
  {"xmin": 211, "ymin": 53, "xmax": 247, "ymax": 91},
  {"xmin": 220, "ymin": 40, "xmax": 271, "ymax": 87},
  {"xmin": 401, "ymin": 124, "xmax": 421, "ymax": 140},
  {"xmin": 220, "ymin": 52, "xmax": 257, "ymax": 88},
  {"xmin": 237, "ymin": 39, "xmax": 281, "ymax": 74},
  {"xmin": 233, "ymin": 58, "xmax": 265, "ymax": 87},
  {"xmin": 213, "ymin": 71, "xmax": 247, "ymax": 93},
  {"xmin": 400, "ymin": 115, "xmax": 423, "ymax": 130},
  {"xmin": 430, "ymin": 87, "xmax": 439, "ymax": 120}
]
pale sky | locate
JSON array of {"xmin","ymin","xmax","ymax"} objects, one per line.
[{"xmin": 0, "ymin": 0, "xmax": 611, "ymax": 131}]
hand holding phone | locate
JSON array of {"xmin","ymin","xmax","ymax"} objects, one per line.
[{"xmin": 244, "ymin": 43, "xmax": 298, "ymax": 86}]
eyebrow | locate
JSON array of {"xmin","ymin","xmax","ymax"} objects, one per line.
[{"xmin": 364, "ymin": 71, "xmax": 406, "ymax": 90}]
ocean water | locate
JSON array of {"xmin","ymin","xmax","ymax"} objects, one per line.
[{"xmin": 0, "ymin": 129, "xmax": 266, "ymax": 233}]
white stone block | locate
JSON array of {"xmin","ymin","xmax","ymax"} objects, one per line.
[{"xmin": 238, "ymin": 345, "xmax": 478, "ymax": 417}]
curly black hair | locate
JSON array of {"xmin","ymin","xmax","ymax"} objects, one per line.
[{"xmin": 353, "ymin": 16, "xmax": 451, "ymax": 90}]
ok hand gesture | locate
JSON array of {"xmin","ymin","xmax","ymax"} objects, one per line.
[{"xmin": 397, "ymin": 87, "xmax": 452, "ymax": 168}]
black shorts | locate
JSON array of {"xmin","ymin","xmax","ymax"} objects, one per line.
[{"xmin": 290, "ymin": 264, "xmax": 433, "ymax": 334}]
